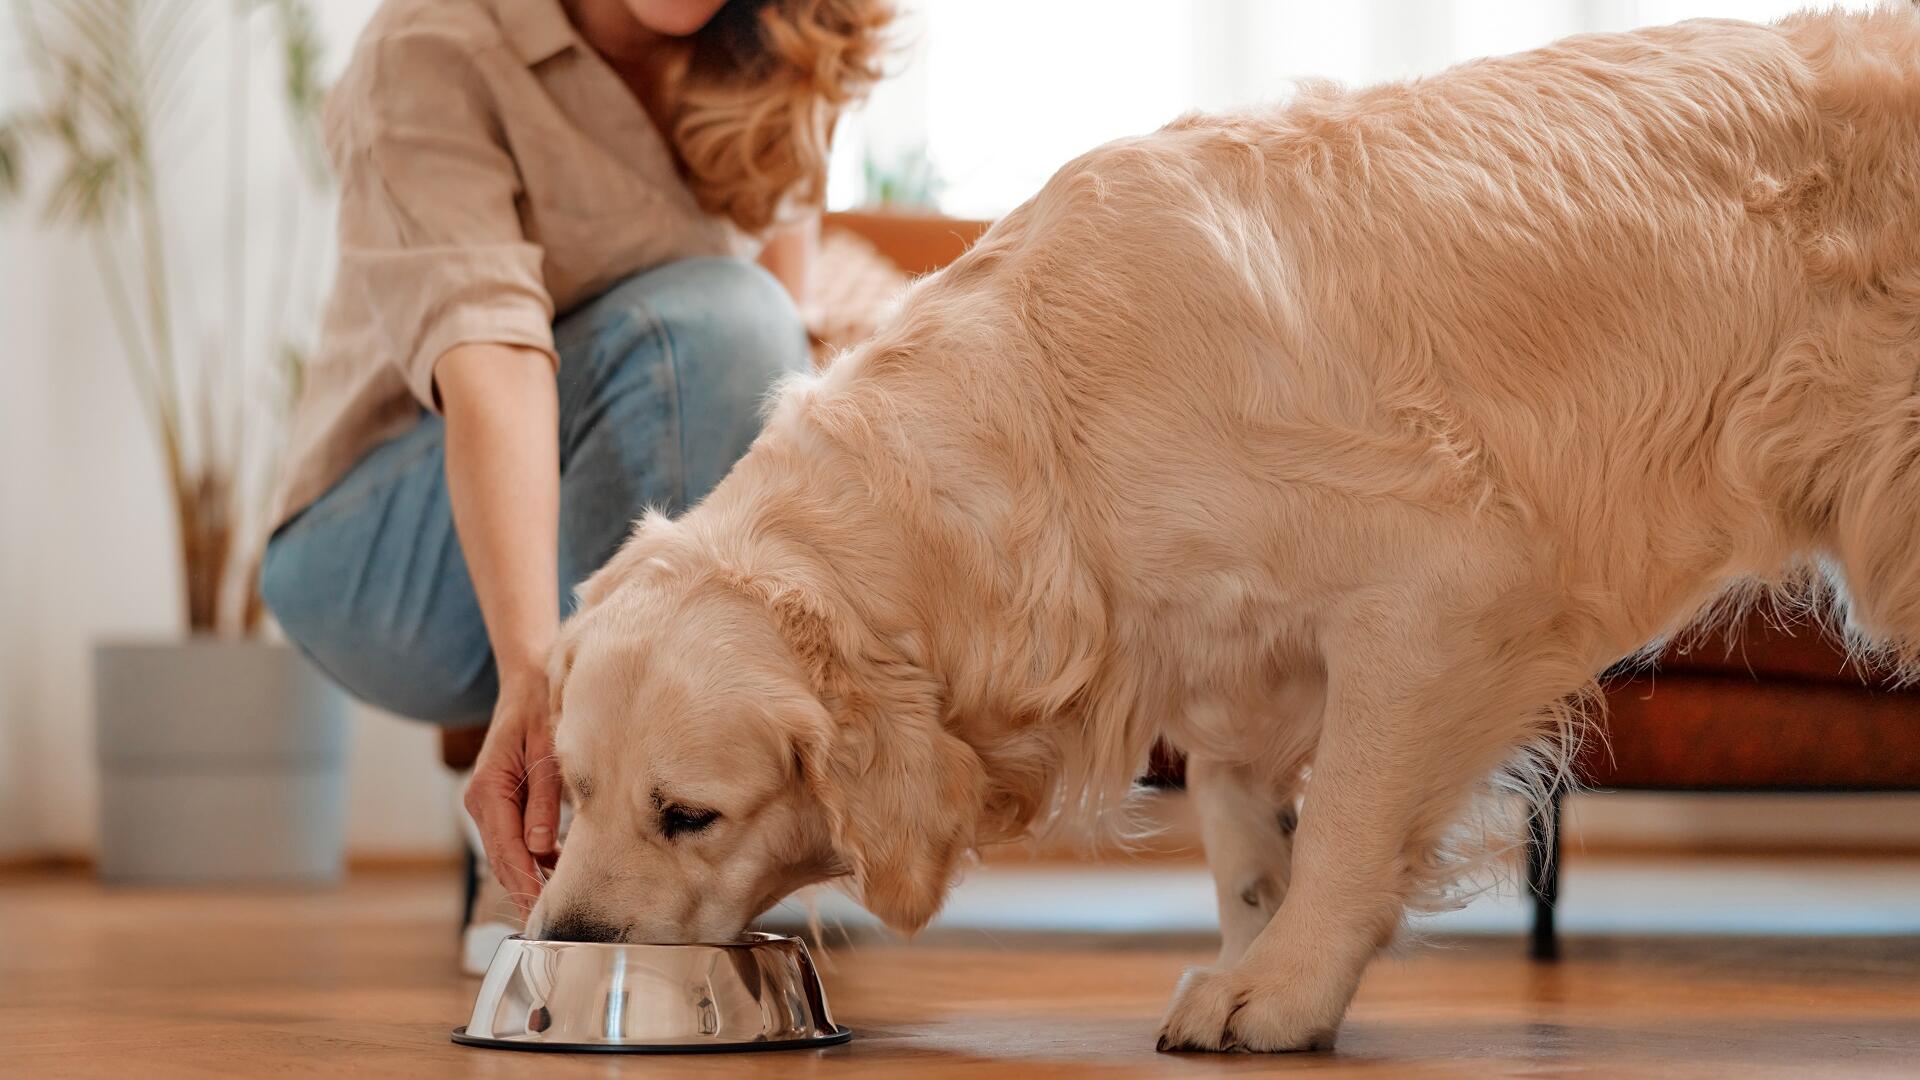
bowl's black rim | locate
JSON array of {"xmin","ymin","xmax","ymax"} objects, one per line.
[{"xmin": 450, "ymin": 1025, "xmax": 853, "ymax": 1054}]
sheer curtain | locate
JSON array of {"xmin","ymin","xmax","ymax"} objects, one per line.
[{"xmin": 830, "ymin": 0, "xmax": 1880, "ymax": 217}]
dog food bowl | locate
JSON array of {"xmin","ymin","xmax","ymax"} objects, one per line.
[{"xmin": 453, "ymin": 933, "xmax": 850, "ymax": 1053}]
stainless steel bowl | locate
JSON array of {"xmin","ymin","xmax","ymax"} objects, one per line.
[{"xmin": 453, "ymin": 933, "xmax": 850, "ymax": 1053}]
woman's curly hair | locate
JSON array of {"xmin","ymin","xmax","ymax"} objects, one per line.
[{"xmin": 669, "ymin": 0, "xmax": 895, "ymax": 234}]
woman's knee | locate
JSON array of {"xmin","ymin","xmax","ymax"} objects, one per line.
[
  {"xmin": 655, "ymin": 256, "xmax": 811, "ymax": 376},
  {"xmin": 559, "ymin": 257, "xmax": 809, "ymax": 391},
  {"xmin": 557, "ymin": 257, "xmax": 809, "ymax": 502},
  {"xmin": 260, "ymin": 532, "xmax": 496, "ymax": 727}
]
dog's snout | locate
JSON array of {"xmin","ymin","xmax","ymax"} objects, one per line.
[{"xmin": 539, "ymin": 910, "xmax": 628, "ymax": 944}]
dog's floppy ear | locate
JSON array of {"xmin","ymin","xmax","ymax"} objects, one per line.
[
  {"xmin": 796, "ymin": 666, "xmax": 985, "ymax": 935},
  {"xmin": 741, "ymin": 573, "xmax": 985, "ymax": 934}
]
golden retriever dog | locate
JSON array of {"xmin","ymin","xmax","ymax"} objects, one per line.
[{"xmin": 528, "ymin": 7, "xmax": 1920, "ymax": 1052}]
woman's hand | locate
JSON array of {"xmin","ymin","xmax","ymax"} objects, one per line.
[{"xmin": 463, "ymin": 670, "xmax": 562, "ymax": 915}]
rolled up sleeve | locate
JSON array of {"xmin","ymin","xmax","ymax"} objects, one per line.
[{"xmin": 325, "ymin": 32, "xmax": 556, "ymax": 411}]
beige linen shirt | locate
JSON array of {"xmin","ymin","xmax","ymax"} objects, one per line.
[{"xmin": 274, "ymin": 0, "xmax": 754, "ymax": 523}]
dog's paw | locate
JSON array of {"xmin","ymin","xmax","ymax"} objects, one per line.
[
  {"xmin": 1155, "ymin": 966, "xmax": 1340, "ymax": 1053},
  {"xmin": 1156, "ymin": 965, "xmax": 1243, "ymax": 1052},
  {"xmin": 1222, "ymin": 977, "xmax": 1340, "ymax": 1053}
]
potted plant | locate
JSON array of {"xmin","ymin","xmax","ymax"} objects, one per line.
[{"xmin": 1, "ymin": 0, "xmax": 350, "ymax": 884}]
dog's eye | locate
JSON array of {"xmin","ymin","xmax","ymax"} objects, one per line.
[{"xmin": 661, "ymin": 805, "xmax": 720, "ymax": 839}]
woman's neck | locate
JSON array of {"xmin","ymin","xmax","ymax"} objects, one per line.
[
  {"xmin": 561, "ymin": 0, "xmax": 667, "ymax": 65},
  {"xmin": 559, "ymin": 0, "xmax": 693, "ymax": 129}
]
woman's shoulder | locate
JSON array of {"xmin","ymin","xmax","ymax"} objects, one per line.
[
  {"xmin": 356, "ymin": 0, "xmax": 511, "ymax": 54},
  {"xmin": 339, "ymin": 0, "xmax": 521, "ymax": 97},
  {"xmin": 328, "ymin": 0, "xmax": 517, "ymax": 136}
]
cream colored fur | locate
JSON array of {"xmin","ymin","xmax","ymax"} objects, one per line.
[{"xmin": 530, "ymin": 8, "xmax": 1920, "ymax": 1052}]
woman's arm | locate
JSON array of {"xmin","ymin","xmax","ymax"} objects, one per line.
[
  {"xmin": 758, "ymin": 214, "xmax": 818, "ymax": 307},
  {"xmin": 437, "ymin": 343, "xmax": 564, "ymax": 914}
]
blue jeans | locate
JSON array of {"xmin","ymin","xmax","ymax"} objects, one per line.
[{"xmin": 262, "ymin": 257, "xmax": 808, "ymax": 727}]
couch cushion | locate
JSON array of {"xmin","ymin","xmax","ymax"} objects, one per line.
[{"xmin": 1586, "ymin": 673, "xmax": 1920, "ymax": 789}]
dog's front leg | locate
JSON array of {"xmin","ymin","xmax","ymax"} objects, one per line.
[
  {"xmin": 1157, "ymin": 598, "xmax": 1585, "ymax": 1052},
  {"xmin": 1187, "ymin": 756, "xmax": 1300, "ymax": 967}
]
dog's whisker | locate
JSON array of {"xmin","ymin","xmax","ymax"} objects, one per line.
[
  {"xmin": 507, "ymin": 754, "xmax": 561, "ymax": 800},
  {"xmin": 496, "ymin": 862, "xmax": 547, "ymax": 888}
]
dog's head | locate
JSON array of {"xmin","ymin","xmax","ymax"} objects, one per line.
[{"xmin": 526, "ymin": 515, "xmax": 986, "ymax": 943}]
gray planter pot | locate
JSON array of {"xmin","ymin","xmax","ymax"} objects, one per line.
[{"xmin": 94, "ymin": 638, "xmax": 350, "ymax": 885}]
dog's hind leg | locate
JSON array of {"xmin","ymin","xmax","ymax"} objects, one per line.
[
  {"xmin": 1157, "ymin": 571, "xmax": 1592, "ymax": 1053},
  {"xmin": 1188, "ymin": 756, "xmax": 1302, "ymax": 967}
]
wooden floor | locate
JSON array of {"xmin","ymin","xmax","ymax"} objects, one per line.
[{"xmin": 3, "ymin": 867, "xmax": 1917, "ymax": 1079}]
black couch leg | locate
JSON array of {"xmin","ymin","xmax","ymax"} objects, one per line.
[{"xmin": 1526, "ymin": 787, "xmax": 1564, "ymax": 961}]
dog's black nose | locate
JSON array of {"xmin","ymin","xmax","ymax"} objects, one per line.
[{"xmin": 539, "ymin": 911, "xmax": 627, "ymax": 943}]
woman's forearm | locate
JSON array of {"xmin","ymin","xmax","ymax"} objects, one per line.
[{"xmin": 435, "ymin": 343, "xmax": 561, "ymax": 683}]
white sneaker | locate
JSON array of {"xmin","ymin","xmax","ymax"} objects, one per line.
[{"xmin": 463, "ymin": 910, "xmax": 518, "ymax": 976}]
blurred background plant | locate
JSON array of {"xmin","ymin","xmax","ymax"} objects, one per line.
[
  {"xmin": 858, "ymin": 143, "xmax": 943, "ymax": 210},
  {"xmin": 0, "ymin": 0, "xmax": 328, "ymax": 636}
]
